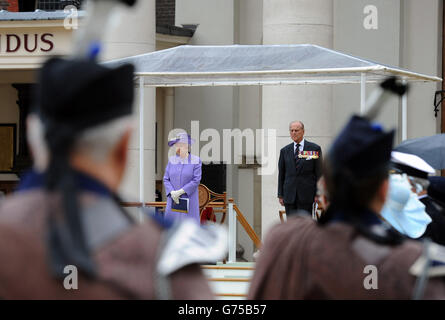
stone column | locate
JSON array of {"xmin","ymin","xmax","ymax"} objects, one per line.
[
  {"xmin": 261, "ymin": 0, "xmax": 333, "ymax": 237},
  {"xmin": 101, "ymin": 0, "xmax": 156, "ymax": 202}
]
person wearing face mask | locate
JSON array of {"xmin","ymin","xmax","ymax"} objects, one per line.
[
  {"xmin": 163, "ymin": 133, "xmax": 202, "ymax": 224},
  {"xmin": 382, "ymin": 152, "xmax": 445, "ymax": 245},
  {"xmin": 381, "ymin": 173, "xmax": 432, "ymax": 239}
]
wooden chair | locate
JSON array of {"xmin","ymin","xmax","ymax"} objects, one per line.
[
  {"xmin": 198, "ymin": 184, "xmax": 227, "ymax": 224},
  {"xmin": 279, "ymin": 210, "xmax": 286, "ymax": 223},
  {"xmin": 198, "ymin": 184, "xmax": 211, "ymax": 213}
]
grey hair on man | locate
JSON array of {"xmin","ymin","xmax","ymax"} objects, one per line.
[
  {"xmin": 289, "ymin": 120, "xmax": 304, "ymax": 130},
  {"xmin": 27, "ymin": 113, "xmax": 134, "ymax": 172}
]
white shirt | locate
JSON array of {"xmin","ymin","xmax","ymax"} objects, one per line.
[{"xmin": 294, "ymin": 139, "xmax": 305, "ymax": 154}]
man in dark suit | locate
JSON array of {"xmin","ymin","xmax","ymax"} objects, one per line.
[
  {"xmin": 421, "ymin": 176, "xmax": 445, "ymax": 246},
  {"xmin": 278, "ymin": 120, "xmax": 322, "ymax": 216}
]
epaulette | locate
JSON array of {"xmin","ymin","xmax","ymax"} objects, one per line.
[
  {"xmin": 357, "ymin": 221, "xmax": 405, "ymax": 246},
  {"xmin": 156, "ymin": 220, "xmax": 227, "ymax": 276},
  {"xmin": 410, "ymin": 239, "xmax": 445, "ymax": 299},
  {"xmin": 410, "ymin": 240, "xmax": 445, "ymax": 278}
]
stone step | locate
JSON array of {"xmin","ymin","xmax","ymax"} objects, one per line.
[
  {"xmin": 208, "ymin": 278, "xmax": 251, "ymax": 297},
  {"xmin": 202, "ymin": 262, "xmax": 255, "ymax": 300}
]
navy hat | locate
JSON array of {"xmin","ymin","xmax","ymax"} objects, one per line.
[
  {"xmin": 328, "ymin": 115, "xmax": 395, "ymax": 178},
  {"xmin": 428, "ymin": 176, "xmax": 445, "ymax": 207},
  {"xmin": 35, "ymin": 57, "xmax": 134, "ymax": 131}
]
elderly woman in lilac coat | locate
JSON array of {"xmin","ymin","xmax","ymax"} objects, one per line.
[{"xmin": 163, "ymin": 133, "xmax": 202, "ymax": 224}]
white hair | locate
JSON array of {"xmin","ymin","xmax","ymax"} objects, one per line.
[
  {"xmin": 27, "ymin": 114, "xmax": 134, "ymax": 171},
  {"xmin": 289, "ymin": 120, "xmax": 304, "ymax": 130},
  {"xmin": 27, "ymin": 114, "xmax": 49, "ymax": 172},
  {"xmin": 73, "ymin": 116, "xmax": 134, "ymax": 162}
]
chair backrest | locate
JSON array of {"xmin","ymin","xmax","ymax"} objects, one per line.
[
  {"xmin": 198, "ymin": 184, "xmax": 211, "ymax": 210},
  {"xmin": 198, "ymin": 184, "xmax": 227, "ymax": 224}
]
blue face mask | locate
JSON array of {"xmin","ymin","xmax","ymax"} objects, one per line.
[{"xmin": 381, "ymin": 175, "xmax": 432, "ymax": 238}]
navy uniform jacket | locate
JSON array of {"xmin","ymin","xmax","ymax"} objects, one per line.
[
  {"xmin": 421, "ymin": 196, "xmax": 445, "ymax": 246},
  {"xmin": 278, "ymin": 140, "xmax": 322, "ymax": 205}
]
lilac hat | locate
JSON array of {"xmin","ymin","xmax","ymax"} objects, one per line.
[{"xmin": 168, "ymin": 133, "xmax": 195, "ymax": 147}]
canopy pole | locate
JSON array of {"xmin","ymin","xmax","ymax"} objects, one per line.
[
  {"xmin": 360, "ymin": 73, "xmax": 366, "ymax": 113},
  {"xmin": 139, "ymin": 76, "xmax": 145, "ymax": 214},
  {"xmin": 228, "ymin": 201, "xmax": 236, "ymax": 263},
  {"xmin": 402, "ymin": 79, "xmax": 408, "ymax": 141}
]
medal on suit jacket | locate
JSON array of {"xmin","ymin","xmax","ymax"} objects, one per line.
[{"xmin": 298, "ymin": 151, "xmax": 319, "ymax": 159}]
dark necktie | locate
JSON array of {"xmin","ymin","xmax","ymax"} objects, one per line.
[{"xmin": 295, "ymin": 143, "xmax": 302, "ymax": 171}]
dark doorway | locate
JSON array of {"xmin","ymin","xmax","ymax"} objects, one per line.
[
  {"xmin": 201, "ymin": 163, "xmax": 226, "ymax": 193},
  {"xmin": 18, "ymin": 0, "xmax": 36, "ymax": 11},
  {"xmin": 11, "ymin": 83, "xmax": 33, "ymax": 177}
]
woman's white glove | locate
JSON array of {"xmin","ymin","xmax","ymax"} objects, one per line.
[{"xmin": 170, "ymin": 189, "xmax": 186, "ymax": 204}]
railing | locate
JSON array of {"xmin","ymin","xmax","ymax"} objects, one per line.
[
  {"xmin": 231, "ymin": 200, "xmax": 261, "ymax": 248},
  {"xmin": 36, "ymin": 0, "xmax": 83, "ymax": 10},
  {"xmin": 121, "ymin": 186, "xmax": 262, "ymax": 262}
]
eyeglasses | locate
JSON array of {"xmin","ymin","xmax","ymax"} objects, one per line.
[{"xmin": 408, "ymin": 176, "xmax": 430, "ymax": 193}]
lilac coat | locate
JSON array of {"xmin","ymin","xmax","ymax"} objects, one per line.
[{"xmin": 163, "ymin": 154, "xmax": 202, "ymax": 224}]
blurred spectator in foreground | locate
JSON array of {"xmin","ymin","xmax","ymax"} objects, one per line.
[
  {"xmin": 0, "ymin": 57, "xmax": 224, "ymax": 299},
  {"xmin": 381, "ymin": 152, "xmax": 433, "ymax": 240},
  {"xmin": 381, "ymin": 173, "xmax": 431, "ymax": 240},
  {"xmin": 381, "ymin": 152, "xmax": 445, "ymax": 245},
  {"xmin": 249, "ymin": 115, "xmax": 445, "ymax": 299}
]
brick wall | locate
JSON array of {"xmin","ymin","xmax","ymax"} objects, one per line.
[
  {"xmin": 156, "ymin": 0, "xmax": 175, "ymax": 26},
  {"xmin": 0, "ymin": 0, "xmax": 19, "ymax": 11},
  {"xmin": 8, "ymin": 0, "xmax": 18, "ymax": 11}
]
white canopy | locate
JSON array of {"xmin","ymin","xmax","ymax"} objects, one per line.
[
  {"xmin": 106, "ymin": 44, "xmax": 441, "ymax": 86},
  {"xmin": 105, "ymin": 44, "xmax": 442, "ymax": 217}
]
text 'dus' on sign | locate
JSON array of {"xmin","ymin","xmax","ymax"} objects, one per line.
[{"xmin": 0, "ymin": 33, "xmax": 54, "ymax": 53}]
